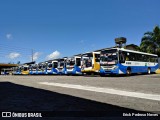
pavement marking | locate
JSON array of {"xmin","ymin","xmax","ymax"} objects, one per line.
[{"xmin": 39, "ymin": 82, "xmax": 160, "ymax": 101}]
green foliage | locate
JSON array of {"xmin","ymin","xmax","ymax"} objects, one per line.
[{"xmin": 140, "ymin": 25, "xmax": 160, "ymax": 57}]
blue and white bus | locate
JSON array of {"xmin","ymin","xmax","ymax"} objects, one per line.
[
  {"xmin": 45, "ymin": 60, "xmax": 59, "ymax": 74},
  {"xmin": 36, "ymin": 62, "xmax": 46, "ymax": 75},
  {"xmin": 29, "ymin": 64, "xmax": 37, "ymax": 75},
  {"xmin": 99, "ymin": 48, "xmax": 158, "ymax": 76},
  {"xmin": 66, "ymin": 56, "xmax": 82, "ymax": 75},
  {"xmin": 57, "ymin": 58, "xmax": 67, "ymax": 75},
  {"xmin": 13, "ymin": 66, "xmax": 21, "ymax": 75}
]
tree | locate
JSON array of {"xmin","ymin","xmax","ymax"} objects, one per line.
[{"xmin": 140, "ymin": 25, "xmax": 160, "ymax": 56}]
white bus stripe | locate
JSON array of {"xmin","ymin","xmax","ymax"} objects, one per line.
[{"xmin": 39, "ymin": 82, "xmax": 160, "ymax": 101}]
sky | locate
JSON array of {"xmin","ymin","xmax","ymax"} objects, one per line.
[{"xmin": 0, "ymin": 0, "xmax": 160, "ymax": 63}]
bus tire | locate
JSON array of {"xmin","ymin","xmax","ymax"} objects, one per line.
[
  {"xmin": 147, "ymin": 68, "xmax": 151, "ymax": 74},
  {"xmin": 126, "ymin": 68, "xmax": 131, "ymax": 76}
]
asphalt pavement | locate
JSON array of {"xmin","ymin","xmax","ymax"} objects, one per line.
[{"xmin": 0, "ymin": 74, "xmax": 160, "ymax": 119}]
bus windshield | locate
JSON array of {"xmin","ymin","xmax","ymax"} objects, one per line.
[
  {"xmin": 48, "ymin": 63, "xmax": 52, "ymax": 68},
  {"xmin": 100, "ymin": 49, "xmax": 118, "ymax": 64},
  {"xmin": 67, "ymin": 59, "xmax": 75, "ymax": 66},
  {"xmin": 53, "ymin": 62, "xmax": 58, "ymax": 68},
  {"xmin": 23, "ymin": 67, "xmax": 28, "ymax": 71},
  {"xmin": 82, "ymin": 57, "xmax": 92, "ymax": 67}
]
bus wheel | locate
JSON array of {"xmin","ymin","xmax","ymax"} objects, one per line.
[
  {"xmin": 126, "ymin": 69, "xmax": 131, "ymax": 76},
  {"xmin": 147, "ymin": 68, "xmax": 151, "ymax": 74}
]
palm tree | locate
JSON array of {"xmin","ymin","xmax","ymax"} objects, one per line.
[{"xmin": 140, "ymin": 26, "xmax": 160, "ymax": 56}]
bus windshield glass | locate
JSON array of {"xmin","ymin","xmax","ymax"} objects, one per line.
[
  {"xmin": 53, "ymin": 62, "xmax": 58, "ymax": 68},
  {"xmin": 23, "ymin": 67, "xmax": 28, "ymax": 71},
  {"xmin": 48, "ymin": 63, "xmax": 52, "ymax": 68},
  {"xmin": 67, "ymin": 59, "xmax": 75, "ymax": 66},
  {"xmin": 100, "ymin": 49, "xmax": 118, "ymax": 64},
  {"xmin": 82, "ymin": 53, "xmax": 93, "ymax": 68}
]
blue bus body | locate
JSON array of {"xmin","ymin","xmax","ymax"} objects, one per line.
[
  {"xmin": 45, "ymin": 61, "xmax": 59, "ymax": 75},
  {"xmin": 13, "ymin": 67, "xmax": 21, "ymax": 75},
  {"xmin": 66, "ymin": 56, "xmax": 82, "ymax": 75},
  {"xmin": 56, "ymin": 58, "xmax": 67, "ymax": 75},
  {"xmin": 99, "ymin": 48, "xmax": 159, "ymax": 75},
  {"xmin": 29, "ymin": 64, "xmax": 38, "ymax": 75},
  {"xmin": 35, "ymin": 63, "xmax": 46, "ymax": 75}
]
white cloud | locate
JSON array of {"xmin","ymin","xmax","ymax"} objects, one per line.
[
  {"xmin": 32, "ymin": 52, "xmax": 41, "ymax": 61},
  {"xmin": 46, "ymin": 51, "xmax": 60, "ymax": 60},
  {"xmin": 7, "ymin": 52, "xmax": 21, "ymax": 59},
  {"xmin": 6, "ymin": 33, "xmax": 13, "ymax": 40}
]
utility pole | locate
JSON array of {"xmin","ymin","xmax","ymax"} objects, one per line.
[{"xmin": 32, "ymin": 49, "xmax": 34, "ymax": 62}]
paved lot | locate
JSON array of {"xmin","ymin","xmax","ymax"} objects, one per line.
[{"xmin": 0, "ymin": 74, "xmax": 160, "ymax": 119}]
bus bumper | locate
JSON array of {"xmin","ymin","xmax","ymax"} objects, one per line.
[{"xmin": 99, "ymin": 68, "xmax": 120, "ymax": 75}]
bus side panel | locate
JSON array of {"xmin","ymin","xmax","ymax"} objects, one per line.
[
  {"xmin": 119, "ymin": 63, "xmax": 159, "ymax": 74},
  {"xmin": 73, "ymin": 65, "xmax": 82, "ymax": 74}
]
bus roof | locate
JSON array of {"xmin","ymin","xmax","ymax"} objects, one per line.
[
  {"xmin": 82, "ymin": 51, "xmax": 100, "ymax": 55},
  {"xmin": 105, "ymin": 48, "xmax": 158, "ymax": 56}
]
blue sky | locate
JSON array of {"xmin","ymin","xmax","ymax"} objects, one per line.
[{"xmin": 0, "ymin": 0, "xmax": 160, "ymax": 63}]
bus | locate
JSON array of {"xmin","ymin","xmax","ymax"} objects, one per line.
[
  {"xmin": 57, "ymin": 58, "xmax": 67, "ymax": 74},
  {"xmin": 45, "ymin": 60, "xmax": 59, "ymax": 74},
  {"xmin": 81, "ymin": 52, "xmax": 100, "ymax": 75},
  {"xmin": 13, "ymin": 65, "xmax": 29, "ymax": 75},
  {"xmin": 99, "ymin": 48, "xmax": 159, "ymax": 76},
  {"xmin": 12, "ymin": 66, "xmax": 21, "ymax": 75},
  {"xmin": 29, "ymin": 64, "xmax": 37, "ymax": 75},
  {"xmin": 36, "ymin": 62, "xmax": 46, "ymax": 75},
  {"xmin": 21, "ymin": 65, "xmax": 29, "ymax": 75},
  {"xmin": 66, "ymin": 55, "xmax": 82, "ymax": 75}
]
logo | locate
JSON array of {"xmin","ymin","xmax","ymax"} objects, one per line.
[{"xmin": 2, "ymin": 112, "xmax": 11, "ymax": 117}]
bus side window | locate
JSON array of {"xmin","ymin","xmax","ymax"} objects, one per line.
[
  {"xmin": 76, "ymin": 58, "xmax": 81, "ymax": 66},
  {"xmin": 119, "ymin": 51, "xmax": 125, "ymax": 63}
]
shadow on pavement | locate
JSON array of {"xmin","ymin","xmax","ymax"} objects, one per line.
[{"xmin": 0, "ymin": 82, "xmax": 158, "ymax": 120}]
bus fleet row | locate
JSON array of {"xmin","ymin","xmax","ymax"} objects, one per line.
[{"xmin": 12, "ymin": 47, "xmax": 159, "ymax": 76}]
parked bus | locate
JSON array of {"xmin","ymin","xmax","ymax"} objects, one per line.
[
  {"xmin": 45, "ymin": 60, "xmax": 59, "ymax": 74},
  {"xmin": 81, "ymin": 52, "xmax": 100, "ymax": 75},
  {"xmin": 36, "ymin": 62, "xmax": 46, "ymax": 75},
  {"xmin": 99, "ymin": 48, "xmax": 158, "ymax": 76},
  {"xmin": 57, "ymin": 58, "xmax": 67, "ymax": 74},
  {"xmin": 13, "ymin": 65, "xmax": 29, "ymax": 75},
  {"xmin": 29, "ymin": 64, "xmax": 37, "ymax": 75},
  {"xmin": 66, "ymin": 55, "xmax": 82, "ymax": 75},
  {"xmin": 21, "ymin": 65, "xmax": 29, "ymax": 75},
  {"xmin": 12, "ymin": 66, "xmax": 21, "ymax": 75}
]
